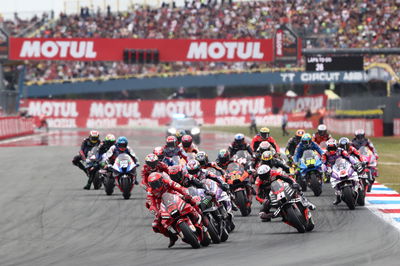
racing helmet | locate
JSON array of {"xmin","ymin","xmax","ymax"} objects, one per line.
[
  {"xmin": 116, "ymin": 136, "xmax": 128, "ymax": 151},
  {"xmin": 217, "ymin": 149, "xmax": 230, "ymax": 164},
  {"xmin": 145, "ymin": 153, "xmax": 158, "ymax": 169},
  {"xmin": 355, "ymin": 129, "xmax": 365, "ymax": 140},
  {"xmin": 186, "ymin": 160, "xmax": 201, "ymax": 175},
  {"xmin": 104, "ymin": 134, "xmax": 116, "ymax": 146},
  {"xmin": 175, "ymin": 129, "xmax": 186, "ymax": 143},
  {"xmin": 195, "ymin": 151, "xmax": 209, "ymax": 166},
  {"xmin": 153, "ymin": 146, "xmax": 164, "ymax": 160},
  {"xmin": 301, "ymin": 133, "xmax": 312, "ymax": 147},
  {"xmin": 181, "ymin": 135, "xmax": 193, "ymax": 148},
  {"xmin": 261, "ymin": 151, "xmax": 274, "ymax": 162},
  {"xmin": 234, "ymin": 133, "xmax": 245, "ymax": 145},
  {"xmin": 258, "ymin": 141, "xmax": 272, "ymax": 153},
  {"xmin": 338, "ymin": 137, "xmax": 350, "ymax": 151},
  {"xmin": 326, "ymin": 139, "xmax": 338, "ymax": 155},
  {"xmin": 89, "ymin": 130, "xmax": 100, "ymax": 143},
  {"xmin": 318, "ymin": 124, "xmax": 327, "ymax": 135},
  {"xmin": 295, "ymin": 129, "xmax": 305, "ymax": 140},
  {"xmin": 166, "ymin": 136, "xmax": 178, "ymax": 148},
  {"xmin": 257, "ymin": 165, "xmax": 271, "ymax": 181},
  {"xmin": 260, "ymin": 127, "xmax": 270, "ymax": 139},
  {"xmin": 148, "ymin": 172, "xmax": 165, "ymax": 193},
  {"xmin": 168, "ymin": 165, "xmax": 183, "ymax": 183}
]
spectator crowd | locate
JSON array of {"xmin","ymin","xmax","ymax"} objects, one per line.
[{"xmin": 3, "ymin": 0, "xmax": 399, "ymax": 83}]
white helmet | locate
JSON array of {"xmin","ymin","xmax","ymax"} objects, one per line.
[{"xmin": 318, "ymin": 124, "xmax": 327, "ymax": 131}]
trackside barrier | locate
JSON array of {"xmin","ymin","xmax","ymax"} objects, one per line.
[
  {"xmin": 0, "ymin": 116, "xmax": 35, "ymax": 140},
  {"xmin": 394, "ymin": 119, "xmax": 400, "ymax": 136},
  {"xmin": 325, "ymin": 118, "xmax": 383, "ymax": 137}
]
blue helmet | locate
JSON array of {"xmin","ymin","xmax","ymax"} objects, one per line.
[
  {"xmin": 234, "ymin": 133, "xmax": 245, "ymax": 144},
  {"xmin": 301, "ymin": 133, "xmax": 312, "ymax": 147},
  {"xmin": 116, "ymin": 136, "xmax": 128, "ymax": 151}
]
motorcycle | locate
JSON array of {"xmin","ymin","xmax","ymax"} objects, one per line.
[
  {"xmin": 299, "ymin": 150, "xmax": 323, "ymax": 196},
  {"xmin": 226, "ymin": 162, "xmax": 253, "ymax": 216},
  {"xmin": 269, "ymin": 179, "xmax": 315, "ymax": 233},
  {"xmin": 331, "ymin": 158, "xmax": 365, "ymax": 210},
  {"xmin": 358, "ymin": 146, "xmax": 377, "ymax": 192},
  {"xmin": 160, "ymin": 192, "xmax": 211, "ymax": 248},
  {"xmin": 111, "ymin": 154, "xmax": 138, "ymax": 199},
  {"xmin": 81, "ymin": 146, "xmax": 102, "ymax": 190}
]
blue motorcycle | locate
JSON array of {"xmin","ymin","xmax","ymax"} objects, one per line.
[{"xmin": 299, "ymin": 150, "xmax": 323, "ymax": 196}]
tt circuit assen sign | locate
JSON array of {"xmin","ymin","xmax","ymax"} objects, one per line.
[{"xmin": 9, "ymin": 38, "xmax": 274, "ymax": 62}]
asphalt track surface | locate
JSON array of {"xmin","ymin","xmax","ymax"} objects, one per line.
[{"xmin": 1, "ymin": 129, "xmax": 400, "ymax": 266}]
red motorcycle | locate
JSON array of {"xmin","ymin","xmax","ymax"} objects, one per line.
[{"xmin": 160, "ymin": 192, "xmax": 211, "ymax": 249}]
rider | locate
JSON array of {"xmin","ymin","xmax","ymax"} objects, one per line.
[
  {"xmin": 293, "ymin": 133, "xmax": 324, "ymax": 164},
  {"xmin": 72, "ymin": 130, "xmax": 101, "ymax": 188},
  {"xmin": 215, "ymin": 149, "xmax": 235, "ymax": 170},
  {"xmin": 147, "ymin": 172, "xmax": 201, "ymax": 248},
  {"xmin": 251, "ymin": 127, "xmax": 280, "ymax": 152},
  {"xmin": 259, "ymin": 151, "xmax": 291, "ymax": 174},
  {"xmin": 351, "ymin": 129, "xmax": 379, "ymax": 158},
  {"xmin": 253, "ymin": 141, "xmax": 277, "ymax": 167},
  {"xmin": 163, "ymin": 136, "xmax": 188, "ymax": 163},
  {"xmin": 312, "ymin": 124, "xmax": 331, "ymax": 145},
  {"xmin": 322, "ymin": 139, "xmax": 359, "ymax": 205},
  {"xmin": 228, "ymin": 133, "xmax": 253, "ymax": 157},
  {"xmin": 256, "ymin": 165, "xmax": 314, "ymax": 222},
  {"xmin": 179, "ymin": 135, "xmax": 199, "ymax": 154},
  {"xmin": 141, "ymin": 154, "xmax": 169, "ymax": 188},
  {"xmin": 285, "ymin": 129, "xmax": 305, "ymax": 158},
  {"xmin": 98, "ymin": 134, "xmax": 116, "ymax": 161},
  {"xmin": 153, "ymin": 146, "xmax": 174, "ymax": 166},
  {"xmin": 195, "ymin": 151, "xmax": 225, "ymax": 176},
  {"xmin": 185, "ymin": 160, "xmax": 229, "ymax": 191},
  {"xmin": 338, "ymin": 137, "xmax": 364, "ymax": 162},
  {"xmin": 175, "ymin": 129, "xmax": 186, "ymax": 145},
  {"xmin": 105, "ymin": 136, "xmax": 140, "ymax": 184}
]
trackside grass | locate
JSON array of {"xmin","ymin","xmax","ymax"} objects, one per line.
[{"xmin": 204, "ymin": 126, "xmax": 400, "ymax": 192}]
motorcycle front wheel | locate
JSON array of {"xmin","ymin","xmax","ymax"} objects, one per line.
[
  {"xmin": 179, "ymin": 222, "xmax": 201, "ymax": 249},
  {"xmin": 342, "ymin": 186, "xmax": 356, "ymax": 210}
]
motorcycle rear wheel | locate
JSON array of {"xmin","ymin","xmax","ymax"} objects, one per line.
[
  {"xmin": 309, "ymin": 173, "xmax": 322, "ymax": 196},
  {"xmin": 104, "ymin": 176, "xmax": 114, "ymax": 195},
  {"xmin": 205, "ymin": 215, "xmax": 220, "ymax": 244},
  {"xmin": 357, "ymin": 187, "xmax": 366, "ymax": 206},
  {"xmin": 92, "ymin": 172, "xmax": 102, "ymax": 190},
  {"xmin": 179, "ymin": 222, "xmax": 201, "ymax": 249},
  {"xmin": 235, "ymin": 190, "xmax": 249, "ymax": 217},
  {"xmin": 120, "ymin": 177, "xmax": 132, "ymax": 200},
  {"xmin": 342, "ymin": 186, "xmax": 356, "ymax": 210}
]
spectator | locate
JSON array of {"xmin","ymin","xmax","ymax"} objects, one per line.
[
  {"xmin": 249, "ymin": 112, "xmax": 257, "ymax": 134},
  {"xmin": 281, "ymin": 112, "xmax": 289, "ymax": 136}
]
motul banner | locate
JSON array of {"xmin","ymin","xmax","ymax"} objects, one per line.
[
  {"xmin": 325, "ymin": 118, "xmax": 383, "ymax": 137},
  {"xmin": 0, "ymin": 116, "xmax": 35, "ymax": 140},
  {"xmin": 274, "ymin": 94, "xmax": 327, "ymax": 113},
  {"xmin": 9, "ymin": 38, "xmax": 274, "ymax": 62}
]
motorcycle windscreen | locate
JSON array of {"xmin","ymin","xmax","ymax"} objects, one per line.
[
  {"xmin": 226, "ymin": 162, "xmax": 244, "ymax": 175},
  {"xmin": 115, "ymin": 154, "xmax": 133, "ymax": 172},
  {"xmin": 161, "ymin": 193, "xmax": 179, "ymax": 209},
  {"xmin": 270, "ymin": 180, "xmax": 285, "ymax": 194}
]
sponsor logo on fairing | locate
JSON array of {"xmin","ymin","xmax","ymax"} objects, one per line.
[
  {"xmin": 19, "ymin": 40, "xmax": 97, "ymax": 59},
  {"xmin": 187, "ymin": 42, "xmax": 264, "ymax": 60}
]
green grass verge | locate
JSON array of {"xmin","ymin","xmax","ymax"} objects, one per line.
[{"xmin": 204, "ymin": 126, "xmax": 400, "ymax": 192}]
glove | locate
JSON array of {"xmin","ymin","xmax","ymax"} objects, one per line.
[
  {"xmin": 149, "ymin": 206, "xmax": 158, "ymax": 216},
  {"xmin": 221, "ymin": 183, "xmax": 230, "ymax": 192},
  {"xmin": 326, "ymin": 167, "xmax": 332, "ymax": 174},
  {"xmin": 292, "ymin": 183, "xmax": 301, "ymax": 191}
]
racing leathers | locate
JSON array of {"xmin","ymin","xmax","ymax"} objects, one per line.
[
  {"xmin": 228, "ymin": 141, "xmax": 253, "ymax": 157},
  {"xmin": 200, "ymin": 162, "xmax": 226, "ymax": 176},
  {"xmin": 258, "ymin": 158, "xmax": 291, "ymax": 174},
  {"xmin": 285, "ymin": 136, "xmax": 302, "ymax": 157},
  {"xmin": 105, "ymin": 145, "xmax": 139, "ymax": 166},
  {"xmin": 351, "ymin": 137, "xmax": 378, "ymax": 157},
  {"xmin": 215, "ymin": 158, "xmax": 235, "ymax": 170},
  {"xmin": 251, "ymin": 135, "xmax": 280, "ymax": 153},
  {"xmin": 312, "ymin": 132, "xmax": 331, "ymax": 145},
  {"xmin": 163, "ymin": 145, "xmax": 188, "ymax": 165},
  {"xmin": 186, "ymin": 169, "xmax": 228, "ymax": 191},
  {"xmin": 179, "ymin": 143, "xmax": 199, "ymax": 154},
  {"xmin": 147, "ymin": 177, "xmax": 201, "ymax": 246},
  {"xmin": 72, "ymin": 137, "xmax": 100, "ymax": 172},
  {"xmin": 293, "ymin": 142, "xmax": 324, "ymax": 164}
]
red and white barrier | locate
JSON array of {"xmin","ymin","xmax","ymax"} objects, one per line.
[
  {"xmin": 394, "ymin": 119, "xmax": 400, "ymax": 136},
  {"xmin": 325, "ymin": 118, "xmax": 383, "ymax": 137},
  {"xmin": 19, "ymin": 96, "xmax": 326, "ymax": 129},
  {"xmin": 0, "ymin": 116, "xmax": 35, "ymax": 140}
]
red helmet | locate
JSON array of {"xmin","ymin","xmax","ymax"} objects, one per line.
[
  {"xmin": 168, "ymin": 165, "xmax": 183, "ymax": 183},
  {"xmin": 166, "ymin": 136, "xmax": 178, "ymax": 148},
  {"xmin": 326, "ymin": 139, "xmax": 338, "ymax": 155},
  {"xmin": 186, "ymin": 160, "xmax": 201, "ymax": 175},
  {"xmin": 153, "ymin": 146, "xmax": 164, "ymax": 160},
  {"xmin": 181, "ymin": 135, "xmax": 193, "ymax": 148},
  {"xmin": 145, "ymin": 154, "xmax": 158, "ymax": 169},
  {"xmin": 148, "ymin": 172, "xmax": 165, "ymax": 194}
]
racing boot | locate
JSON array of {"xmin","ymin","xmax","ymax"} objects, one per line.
[
  {"xmin": 333, "ymin": 195, "xmax": 341, "ymax": 205},
  {"xmin": 259, "ymin": 212, "xmax": 273, "ymax": 222},
  {"xmin": 134, "ymin": 177, "xmax": 139, "ymax": 185},
  {"xmin": 167, "ymin": 231, "xmax": 178, "ymax": 248},
  {"xmin": 83, "ymin": 174, "xmax": 93, "ymax": 190}
]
